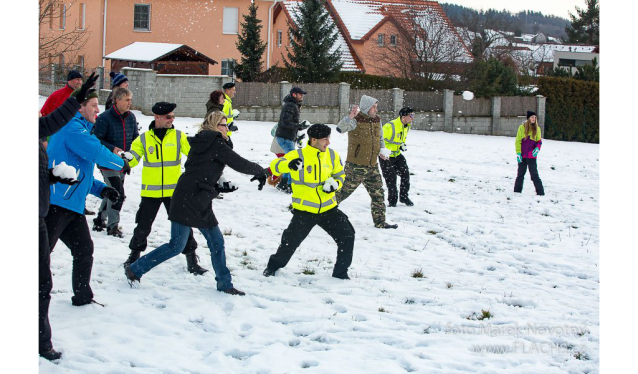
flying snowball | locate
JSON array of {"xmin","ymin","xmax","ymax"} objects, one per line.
[{"xmin": 462, "ymin": 91, "xmax": 474, "ymax": 101}]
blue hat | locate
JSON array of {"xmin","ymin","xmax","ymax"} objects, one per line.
[
  {"xmin": 110, "ymin": 71, "xmax": 128, "ymax": 87},
  {"xmin": 67, "ymin": 70, "xmax": 82, "ymax": 81}
]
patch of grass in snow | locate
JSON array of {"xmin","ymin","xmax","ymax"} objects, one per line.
[
  {"xmin": 378, "ymin": 307, "xmax": 389, "ymax": 313},
  {"xmin": 242, "ymin": 250, "xmax": 248, "ymax": 256},
  {"xmin": 574, "ymin": 351, "xmax": 589, "ymax": 360},
  {"xmin": 446, "ymin": 282, "xmax": 454, "ymax": 289},
  {"xmin": 467, "ymin": 309, "xmax": 493, "ymax": 320},
  {"xmin": 424, "ymin": 209, "xmax": 432, "ymax": 214},
  {"xmin": 223, "ymin": 228, "xmax": 233, "ymax": 236},
  {"xmin": 301, "ymin": 267, "xmax": 315, "ymax": 275},
  {"xmin": 405, "ymin": 298, "xmax": 415, "ymax": 304},
  {"xmin": 411, "ymin": 268, "xmax": 425, "ymax": 278},
  {"xmin": 448, "ymin": 178, "xmax": 456, "ymax": 182},
  {"xmin": 427, "ymin": 230, "xmax": 437, "ymax": 235}
]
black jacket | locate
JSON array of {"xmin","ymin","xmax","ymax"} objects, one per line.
[
  {"xmin": 168, "ymin": 130, "xmax": 263, "ymax": 228},
  {"xmin": 39, "ymin": 97, "xmax": 81, "ymax": 217},
  {"xmin": 93, "ymin": 106, "xmax": 139, "ymax": 163},
  {"xmin": 275, "ymin": 95, "xmax": 302, "ymax": 141},
  {"xmin": 205, "ymin": 100, "xmax": 224, "ymax": 119}
]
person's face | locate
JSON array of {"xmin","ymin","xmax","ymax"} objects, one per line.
[
  {"xmin": 116, "ymin": 94, "xmax": 133, "ymax": 113},
  {"xmin": 529, "ymin": 115, "xmax": 537, "ymax": 124},
  {"xmin": 311, "ymin": 136, "xmax": 330, "ymax": 152},
  {"xmin": 80, "ymin": 98, "xmax": 100, "ymax": 123},
  {"xmin": 225, "ymin": 87, "xmax": 236, "ymax": 98},
  {"xmin": 217, "ymin": 118, "xmax": 229, "ymax": 139},
  {"xmin": 155, "ymin": 112, "xmax": 175, "ymax": 128},
  {"xmin": 401, "ymin": 113, "xmax": 414, "ymax": 124},
  {"xmin": 218, "ymin": 94, "xmax": 225, "ymax": 105},
  {"xmin": 120, "ymin": 81, "xmax": 129, "ymax": 89},
  {"xmin": 292, "ymin": 92, "xmax": 305, "ymax": 102},
  {"xmin": 368, "ymin": 103, "xmax": 378, "ymax": 117},
  {"xmin": 68, "ymin": 78, "xmax": 83, "ymax": 89}
]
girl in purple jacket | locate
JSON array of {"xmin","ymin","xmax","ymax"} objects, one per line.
[{"xmin": 514, "ymin": 111, "xmax": 545, "ymax": 195}]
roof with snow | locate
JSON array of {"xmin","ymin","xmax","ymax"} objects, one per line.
[{"xmin": 105, "ymin": 42, "xmax": 217, "ymax": 65}]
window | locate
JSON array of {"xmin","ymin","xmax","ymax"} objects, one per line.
[
  {"xmin": 134, "ymin": 4, "xmax": 151, "ymax": 31},
  {"xmin": 221, "ymin": 59, "xmax": 236, "ymax": 76},
  {"xmin": 59, "ymin": 54, "xmax": 65, "ymax": 68},
  {"xmin": 48, "ymin": 8, "xmax": 53, "ymax": 29},
  {"xmin": 77, "ymin": 56, "xmax": 85, "ymax": 72},
  {"xmin": 377, "ymin": 33, "xmax": 384, "ymax": 46},
  {"xmin": 59, "ymin": 4, "xmax": 66, "ymax": 29},
  {"xmin": 390, "ymin": 35, "xmax": 397, "ymax": 46},
  {"xmin": 78, "ymin": 3, "xmax": 86, "ymax": 30},
  {"xmin": 558, "ymin": 58, "xmax": 576, "ymax": 67},
  {"xmin": 277, "ymin": 30, "xmax": 282, "ymax": 47},
  {"xmin": 288, "ymin": 30, "xmax": 293, "ymax": 46},
  {"xmin": 223, "ymin": 7, "xmax": 238, "ymax": 34}
]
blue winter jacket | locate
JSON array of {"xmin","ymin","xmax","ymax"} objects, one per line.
[{"xmin": 48, "ymin": 112, "xmax": 125, "ymax": 214}]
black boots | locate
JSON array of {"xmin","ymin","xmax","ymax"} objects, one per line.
[
  {"xmin": 107, "ymin": 226, "xmax": 124, "ymax": 238},
  {"xmin": 124, "ymin": 263, "xmax": 140, "ymax": 285},
  {"xmin": 263, "ymin": 268, "xmax": 276, "ymax": 277},
  {"xmin": 375, "ymin": 222, "xmax": 398, "ymax": 229},
  {"xmin": 92, "ymin": 217, "xmax": 105, "ymax": 232},
  {"xmin": 400, "ymin": 197, "xmax": 414, "ymax": 206},
  {"xmin": 123, "ymin": 250, "xmax": 141, "ymax": 266},
  {"xmin": 185, "ymin": 253, "xmax": 208, "ymax": 275},
  {"xmin": 40, "ymin": 348, "xmax": 62, "ymax": 361},
  {"xmin": 222, "ymin": 287, "xmax": 245, "ymax": 296}
]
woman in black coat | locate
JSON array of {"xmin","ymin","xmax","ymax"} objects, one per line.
[{"xmin": 124, "ymin": 111, "xmax": 269, "ymax": 295}]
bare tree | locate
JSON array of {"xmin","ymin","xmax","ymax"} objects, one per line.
[
  {"xmin": 39, "ymin": 0, "xmax": 89, "ymax": 74},
  {"xmin": 456, "ymin": 10, "xmax": 513, "ymax": 61}
]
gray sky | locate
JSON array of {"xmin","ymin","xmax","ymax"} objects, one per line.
[{"xmin": 441, "ymin": 0, "xmax": 583, "ymax": 19}]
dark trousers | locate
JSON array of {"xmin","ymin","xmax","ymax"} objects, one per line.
[
  {"xmin": 267, "ymin": 208, "xmax": 355, "ymax": 278},
  {"xmin": 39, "ymin": 217, "xmax": 53, "ymax": 353},
  {"xmin": 45, "ymin": 205, "xmax": 94, "ymax": 305},
  {"xmin": 129, "ymin": 197, "xmax": 197, "ymax": 255},
  {"xmin": 514, "ymin": 158, "xmax": 545, "ymax": 195},
  {"xmin": 97, "ymin": 170, "xmax": 126, "ymax": 229},
  {"xmin": 379, "ymin": 154, "xmax": 411, "ymax": 204}
]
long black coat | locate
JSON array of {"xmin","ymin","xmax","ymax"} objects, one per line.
[
  {"xmin": 168, "ymin": 130, "xmax": 263, "ymax": 229},
  {"xmin": 275, "ymin": 94, "xmax": 302, "ymax": 141},
  {"xmin": 39, "ymin": 98, "xmax": 81, "ymax": 217}
]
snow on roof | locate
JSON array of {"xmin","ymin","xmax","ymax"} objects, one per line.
[
  {"xmin": 283, "ymin": 1, "xmax": 359, "ymax": 71},
  {"xmin": 105, "ymin": 42, "xmax": 184, "ymax": 62},
  {"xmin": 330, "ymin": 0, "xmax": 385, "ymax": 40},
  {"xmin": 513, "ymin": 43, "xmax": 597, "ymax": 62}
]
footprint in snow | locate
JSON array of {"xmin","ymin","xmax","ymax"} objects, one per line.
[
  {"xmin": 289, "ymin": 338, "xmax": 301, "ymax": 347},
  {"xmin": 225, "ymin": 348, "xmax": 257, "ymax": 360},
  {"xmin": 300, "ymin": 360, "xmax": 319, "ymax": 368},
  {"xmin": 221, "ymin": 302, "xmax": 234, "ymax": 315},
  {"xmin": 333, "ymin": 304, "xmax": 347, "ymax": 313}
]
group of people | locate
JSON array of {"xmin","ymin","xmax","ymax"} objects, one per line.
[{"xmin": 38, "ymin": 69, "xmax": 545, "ymax": 361}]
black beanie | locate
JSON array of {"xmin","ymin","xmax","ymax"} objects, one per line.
[
  {"xmin": 67, "ymin": 70, "xmax": 82, "ymax": 81},
  {"xmin": 307, "ymin": 124, "xmax": 331, "ymax": 139},
  {"xmin": 527, "ymin": 110, "xmax": 536, "ymax": 119}
]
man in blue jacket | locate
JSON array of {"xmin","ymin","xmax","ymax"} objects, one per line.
[
  {"xmin": 93, "ymin": 86, "xmax": 139, "ymax": 237},
  {"xmin": 46, "ymin": 88, "xmax": 130, "ymax": 307}
]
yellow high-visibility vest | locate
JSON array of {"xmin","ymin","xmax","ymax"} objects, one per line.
[{"xmin": 383, "ymin": 117, "xmax": 410, "ymax": 157}]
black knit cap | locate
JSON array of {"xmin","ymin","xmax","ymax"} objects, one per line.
[
  {"xmin": 222, "ymin": 82, "xmax": 236, "ymax": 89},
  {"xmin": 527, "ymin": 110, "xmax": 536, "ymax": 119},
  {"xmin": 399, "ymin": 107, "xmax": 415, "ymax": 117},
  {"xmin": 67, "ymin": 70, "xmax": 83, "ymax": 81},
  {"xmin": 307, "ymin": 124, "xmax": 331, "ymax": 139},
  {"xmin": 152, "ymin": 102, "xmax": 177, "ymax": 115}
]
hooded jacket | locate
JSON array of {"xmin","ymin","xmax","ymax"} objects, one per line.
[
  {"xmin": 47, "ymin": 112, "xmax": 125, "ymax": 214},
  {"xmin": 205, "ymin": 100, "xmax": 224, "ymax": 119},
  {"xmin": 168, "ymin": 130, "xmax": 263, "ymax": 228},
  {"xmin": 275, "ymin": 94, "xmax": 302, "ymax": 141}
]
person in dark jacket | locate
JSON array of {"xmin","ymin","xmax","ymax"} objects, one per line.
[
  {"xmin": 93, "ymin": 86, "xmax": 139, "ymax": 237},
  {"xmin": 205, "ymin": 90, "xmax": 225, "ymax": 119},
  {"xmin": 124, "ymin": 111, "xmax": 270, "ymax": 295},
  {"xmin": 39, "ymin": 73, "xmax": 98, "ymax": 361},
  {"xmin": 274, "ymin": 87, "xmax": 310, "ymax": 193},
  {"xmin": 104, "ymin": 71, "xmax": 129, "ymax": 110}
]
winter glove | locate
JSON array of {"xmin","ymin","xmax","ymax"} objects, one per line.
[
  {"xmin": 228, "ymin": 124, "xmax": 239, "ymax": 132},
  {"xmin": 322, "ymin": 177, "xmax": 338, "ymax": 193},
  {"xmin": 250, "ymin": 169, "xmax": 271, "ymax": 191},
  {"xmin": 121, "ymin": 158, "xmax": 131, "ymax": 175},
  {"xmin": 101, "ymin": 186, "xmax": 120, "ymax": 204},
  {"xmin": 400, "ymin": 144, "xmax": 408, "ymax": 152},
  {"xmin": 119, "ymin": 151, "xmax": 134, "ymax": 161},
  {"xmin": 516, "ymin": 153, "xmax": 522, "ymax": 163},
  {"xmin": 296, "ymin": 133, "xmax": 306, "ymax": 148},
  {"xmin": 288, "ymin": 158, "xmax": 303, "ymax": 171},
  {"xmin": 380, "ymin": 148, "xmax": 391, "ymax": 159},
  {"xmin": 216, "ymin": 180, "xmax": 238, "ymax": 193},
  {"xmin": 231, "ymin": 109, "xmax": 240, "ymax": 119},
  {"xmin": 74, "ymin": 72, "xmax": 99, "ymax": 104},
  {"xmin": 49, "ymin": 161, "xmax": 79, "ymax": 185},
  {"xmin": 532, "ymin": 148, "xmax": 540, "ymax": 157},
  {"xmin": 299, "ymin": 120, "xmax": 311, "ymax": 130}
]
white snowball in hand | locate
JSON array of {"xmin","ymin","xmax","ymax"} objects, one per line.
[{"xmin": 380, "ymin": 148, "xmax": 391, "ymax": 158}]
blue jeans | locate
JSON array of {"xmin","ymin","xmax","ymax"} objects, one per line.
[
  {"xmin": 130, "ymin": 221, "xmax": 233, "ymax": 291},
  {"xmin": 276, "ymin": 137, "xmax": 296, "ymax": 185}
]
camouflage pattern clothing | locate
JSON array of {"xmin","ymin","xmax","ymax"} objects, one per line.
[{"xmin": 336, "ymin": 161, "xmax": 386, "ymax": 227}]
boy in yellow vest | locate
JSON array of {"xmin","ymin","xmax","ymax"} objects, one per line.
[{"xmin": 380, "ymin": 107, "xmax": 414, "ymax": 207}]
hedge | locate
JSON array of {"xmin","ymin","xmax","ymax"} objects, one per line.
[{"xmin": 537, "ymin": 76, "xmax": 599, "ymax": 143}]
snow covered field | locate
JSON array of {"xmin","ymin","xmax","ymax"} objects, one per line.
[{"xmin": 39, "ymin": 98, "xmax": 599, "ymax": 373}]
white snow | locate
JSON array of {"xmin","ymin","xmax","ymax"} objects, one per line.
[
  {"xmin": 105, "ymin": 42, "xmax": 185, "ymax": 62},
  {"xmin": 51, "ymin": 161, "xmax": 77, "ymax": 180},
  {"xmin": 462, "ymin": 91, "xmax": 474, "ymax": 101},
  {"xmin": 330, "ymin": 0, "xmax": 386, "ymax": 39},
  {"xmin": 39, "ymin": 96, "xmax": 599, "ymax": 373}
]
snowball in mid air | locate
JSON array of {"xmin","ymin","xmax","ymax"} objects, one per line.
[{"xmin": 462, "ymin": 91, "xmax": 474, "ymax": 101}]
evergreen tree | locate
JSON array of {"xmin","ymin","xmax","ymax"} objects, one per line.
[
  {"xmin": 235, "ymin": 2, "xmax": 267, "ymax": 82},
  {"xmin": 565, "ymin": 0, "xmax": 599, "ymax": 44},
  {"xmin": 284, "ymin": 0, "xmax": 343, "ymax": 83},
  {"xmin": 574, "ymin": 57, "xmax": 599, "ymax": 82},
  {"xmin": 466, "ymin": 58, "xmax": 518, "ymax": 98}
]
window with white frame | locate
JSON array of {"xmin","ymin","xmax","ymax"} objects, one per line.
[
  {"xmin": 59, "ymin": 4, "xmax": 66, "ymax": 29},
  {"xmin": 390, "ymin": 34, "xmax": 397, "ymax": 46},
  {"xmin": 221, "ymin": 59, "xmax": 236, "ymax": 76},
  {"xmin": 277, "ymin": 30, "xmax": 282, "ymax": 47},
  {"xmin": 223, "ymin": 7, "xmax": 239, "ymax": 34},
  {"xmin": 77, "ymin": 56, "xmax": 85, "ymax": 72},
  {"xmin": 134, "ymin": 4, "xmax": 151, "ymax": 31},
  {"xmin": 377, "ymin": 34, "xmax": 384, "ymax": 46},
  {"xmin": 78, "ymin": 3, "xmax": 86, "ymax": 30}
]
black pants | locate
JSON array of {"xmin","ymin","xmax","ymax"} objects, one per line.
[
  {"xmin": 514, "ymin": 158, "xmax": 545, "ymax": 195},
  {"xmin": 379, "ymin": 154, "xmax": 411, "ymax": 204},
  {"xmin": 129, "ymin": 197, "xmax": 197, "ymax": 255},
  {"xmin": 45, "ymin": 205, "xmax": 94, "ymax": 305},
  {"xmin": 39, "ymin": 217, "xmax": 53, "ymax": 353},
  {"xmin": 267, "ymin": 208, "xmax": 355, "ymax": 279}
]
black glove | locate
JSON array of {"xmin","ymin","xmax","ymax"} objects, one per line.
[
  {"xmin": 250, "ymin": 169, "xmax": 270, "ymax": 191},
  {"xmin": 121, "ymin": 158, "xmax": 131, "ymax": 175},
  {"xmin": 228, "ymin": 124, "xmax": 239, "ymax": 132},
  {"xmin": 101, "ymin": 186, "xmax": 120, "ymax": 204},
  {"xmin": 48, "ymin": 169, "xmax": 79, "ymax": 185},
  {"xmin": 288, "ymin": 158, "xmax": 303, "ymax": 171},
  {"xmin": 216, "ymin": 181, "xmax": 238, "ymax": 193},
  {"xmin": 296, "ymin": 133, "xmax": 306, "ymax": 147},
  {"xmin": 74, "ymin": 72, "xmax": 99, "ymax": 104},
  {"xmin": 299, "ymin": 120, "xmax": 311, "ymax": 130}
]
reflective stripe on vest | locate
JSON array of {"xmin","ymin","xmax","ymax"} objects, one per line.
[
  {"xmin": 274, "ymin": 158, "xmax": 287, "ymax": 174},
  {"xmin": 292, "ymin": 197, "xmax": 336, "ymax": 209},
  {"xmin": 130, "ymin": 150, "xmax": 142, "ymax": 161},
  {"xmin": 142, "ymin": 183, "xmax": 178, "ymax": 191},
  {"xmin": 143, "ymin": 160, "xmax": 182, "ymax": 168}
]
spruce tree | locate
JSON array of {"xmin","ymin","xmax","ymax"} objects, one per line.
[
  {"xmin": 284, "ymin": 0, "xmax": 343, "ymax": 83},
  {"xmin": 565, "ymin": 0, "xmax": 599, "ymax": 44},
  {"xmin": 235, "ymin": 2, "xmax": 267, "ymax": 82}
]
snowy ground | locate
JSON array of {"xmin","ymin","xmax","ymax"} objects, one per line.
[{"xmin": 39, "ymin": 97, "xmax": 599, "ymax": 373}]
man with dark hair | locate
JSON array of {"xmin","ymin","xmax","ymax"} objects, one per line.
[
  {"xmin": 93, "ymin": 87, "xmax": 139, "ymax": 237},
  {"xmin": 45, "ymin": 86, "xmax": 129, "ymax": 310},
  {"xmin": 380, "ymin": 106, "xmax": 414, "ymax": 207},
  {"xmin": 274, "ymin": 87, "xmax": 311, "ymax": 194},
  {"xmin": 123, "ymin": 102, "xmax": 208, "ymax": 275},
  {"xmin": 264, "ymin": 124, "xmax": 355, "ymax": 280},
  {"xmin": 222, "ymin": 82, "xmax": 240, "ymax": 134},
  {"xmin": 40, "ymin": 70, "xmax": 83, "ymax": 117}
]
